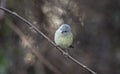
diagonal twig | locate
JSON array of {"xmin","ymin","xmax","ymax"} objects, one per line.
[
  {"xmin": 6, "ymin": 19, "xmax": 62, "ymax": 74},
  {"xmin": 0, "ymin": 7, "xmax": 97, "ymax": 74}
]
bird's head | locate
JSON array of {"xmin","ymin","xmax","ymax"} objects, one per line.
[{"xmin": 58, "ymin": 24, "xmax": 71, "ymax": 34}]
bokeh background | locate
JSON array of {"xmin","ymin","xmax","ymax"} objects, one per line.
[{"xmin": 0, "ymin": 0, "xmax": 120, "ymax": 74}]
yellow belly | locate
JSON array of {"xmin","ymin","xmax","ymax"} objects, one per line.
[{"xmin": 55, "ymin": 33, "xmax": 73, "ymax": 48}]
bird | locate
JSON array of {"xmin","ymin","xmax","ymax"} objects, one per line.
[{"xmin": 54, "ymin": 24, "xmax": 73, "ymax": 50}]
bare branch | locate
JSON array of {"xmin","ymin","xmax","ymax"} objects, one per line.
[
  {"xmin": 6, "ymin": 19, "xmax": 62, "ymax": 74},
  {"xmin": 0, "ymin": 7, "xmax": 97, "ymax": 74}
]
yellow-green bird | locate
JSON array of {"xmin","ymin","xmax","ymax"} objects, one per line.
[{"xmin": 54, "ymin": 24, "xmax": 73, "ymax": 49}]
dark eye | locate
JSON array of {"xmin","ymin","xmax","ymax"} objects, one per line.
[{"xmin": 64, "ymin": 31, "xmax": 67, "ymax": 32}]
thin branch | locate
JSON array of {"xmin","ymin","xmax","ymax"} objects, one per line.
[
  {"xmin": 0, "ymin": 7, "xmax": 97, "ymax": 74},
  {"xmin": 6, "ymin": 19, "xmax": 62, "ymax": 74}
]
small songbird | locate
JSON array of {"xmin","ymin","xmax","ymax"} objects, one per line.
[{"xmin": 54, "ymin": 24, "xmax": 73, "ymax": 49}]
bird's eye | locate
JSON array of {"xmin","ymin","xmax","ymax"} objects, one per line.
[{"xmin": 64, "ymin": 31, "xmax": 67, "ymax": 32}]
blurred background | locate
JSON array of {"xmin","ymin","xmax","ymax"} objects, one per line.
[{"xmin": 0, "ymin": 0, "xmax": 120, "ymax": 74}]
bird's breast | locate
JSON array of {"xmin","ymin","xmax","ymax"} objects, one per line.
[{"xmin": 54, "ymin": 32, "xmax": 73, "ymax": 48}]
